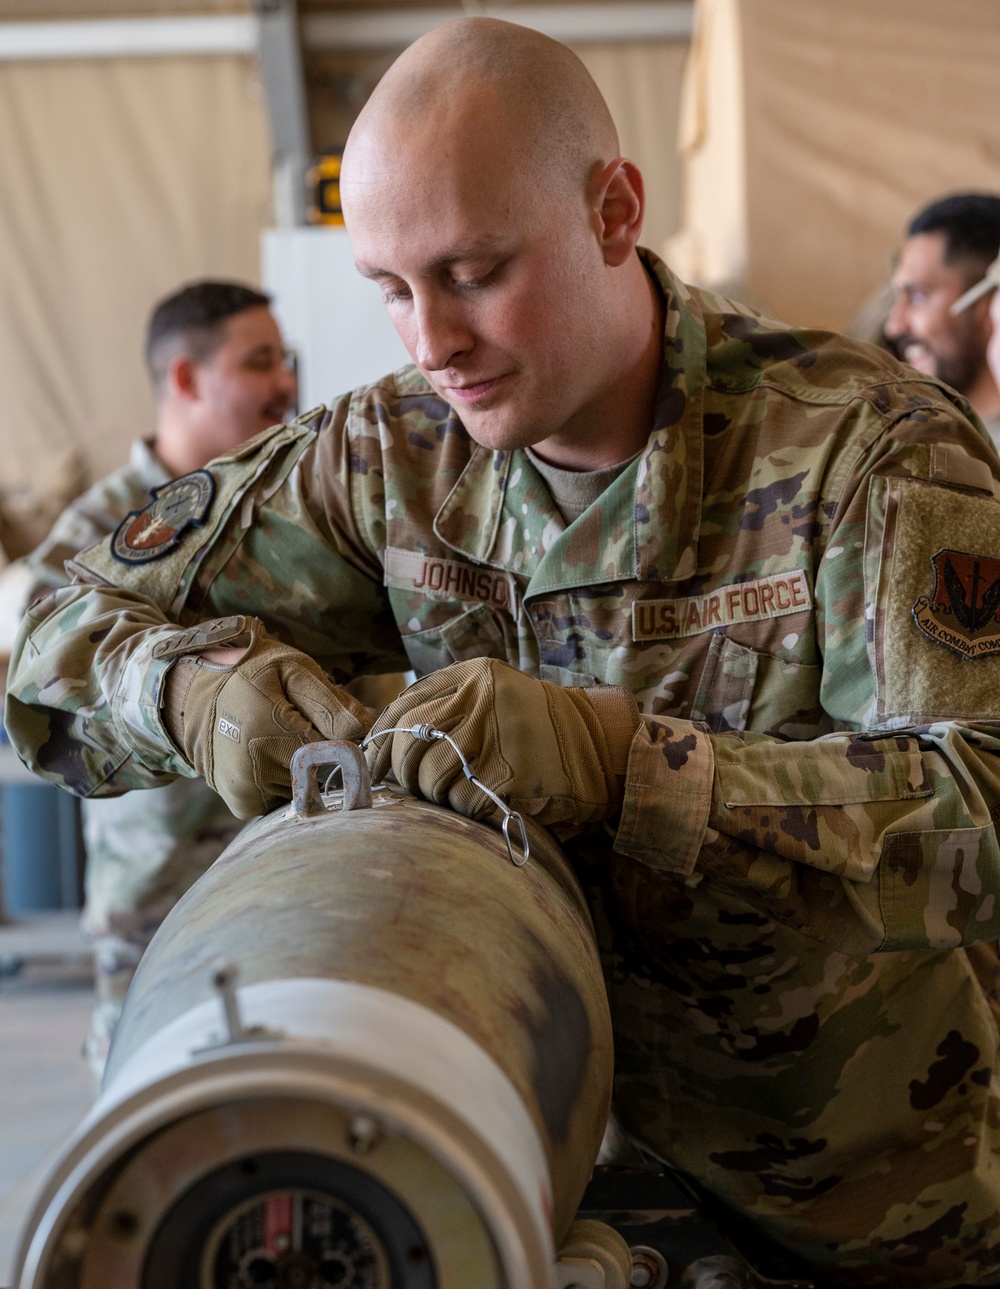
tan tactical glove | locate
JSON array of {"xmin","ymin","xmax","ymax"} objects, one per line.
[
  {"xmin": 365, "ymin": 658, "xmax": 641, "ymax": 826},
  {"xmin": 158, "ymin": 616, "xmax": 371, "ymax": 818}
]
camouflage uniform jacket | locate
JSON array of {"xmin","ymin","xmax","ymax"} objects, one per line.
[
  {"xmin": 19, "ymin": 438, "xmax": 240, "ymax": 951},
  {"xmin": 10, "ymin": 252, "xmax": 1000, "ymax": 1284}
]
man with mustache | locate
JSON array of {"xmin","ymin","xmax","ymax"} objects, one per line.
[{"xmin": 886, "ymin": 192, "xmax": 1000, "ymax": 448}]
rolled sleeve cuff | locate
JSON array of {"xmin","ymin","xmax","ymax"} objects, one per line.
[
  {"xmin": 110, "ymin": 626, "xmax": 198, "ymax": 777},
  {"xmin": 613, "ymin": 716, "xmax": 715, "ymax": 874}
]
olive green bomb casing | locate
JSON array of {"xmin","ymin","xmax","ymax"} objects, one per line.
[{"xmin": 13, "ymin": 743, "xmax": 618, "ymax": 1289}]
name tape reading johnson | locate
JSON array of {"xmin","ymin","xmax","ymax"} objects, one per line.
[
  {"xmin": 633, "ymin": 569, "xmax": 812, "ymax": 641},
  {"xmin": 385, "ymin": 547, "xmax": 518, "ymax": 611}
]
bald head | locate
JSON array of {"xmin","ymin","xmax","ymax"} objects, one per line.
[
  {"xmin": 339, "ymin": 18, "xmax": 659, "ymax": 470},
  {"xmin": 343, "ymin": 18, "xmax": 618, "ymax": 204}
]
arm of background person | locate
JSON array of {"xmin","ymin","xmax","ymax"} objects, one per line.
[
  {"xmin": 22, "ymin": 443, "xmax": 167, "ymax": 603},
  {"xmin": 5, "ymin": 404, "xmax": 406, "ymax": 796},
  {"xmin": 0, "ymin": 444, "xmax": 165, "ymax": 684}
]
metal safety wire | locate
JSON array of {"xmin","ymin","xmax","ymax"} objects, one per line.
[{"xmin": 359, "ymin": 724, "xmax": 530, "ymax": 868}]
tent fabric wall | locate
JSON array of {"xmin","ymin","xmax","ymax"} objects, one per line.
[
  {"xmin": 0, "ymin": 2, "xmax": 249, "ymax": 17},
  {"xmin": 672, "ymin": 0, "xmax": 1000, "ymax": 332},
  {"xmin": 742, "ymin": 0, "xmax": 1000, "ymax": 332},
  {"xmin": 0, "ymin": 53, "xmax": 272, "ymax": 559},
  {"xmin": 662, "ymin": 0, "xmax": 745, "ymax": 296},
  {"xmin": 572, "ymin": 40, "xmax": 688, "ymax": 259}
]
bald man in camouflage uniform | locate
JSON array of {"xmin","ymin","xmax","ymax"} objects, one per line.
[{"xmin": 9, "ymin": 19, "xmax": 1000, "ymax": 1284}]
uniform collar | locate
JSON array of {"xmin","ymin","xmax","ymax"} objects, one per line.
[
  {"xmin": 433, "ymin": 250, "xmax": 706, "ymax": 590},
  {"xmin": 130, "ymin": 437, "xmax": 171, "ymax": 491}
]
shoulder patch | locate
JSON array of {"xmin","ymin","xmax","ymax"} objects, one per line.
[
  {"xmin": 870, "ymin": 475, "xmax": 1000, "ymax": 721},
  {"xmin": 913, "ymin": 549, "xmax": 1000, "ymax": 660},
  {"xmin": 111, "ymin": 471, "xmax": 215, "ymax": 564}
]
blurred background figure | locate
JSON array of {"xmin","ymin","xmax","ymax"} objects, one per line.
[
  {"xmin": 991, "ymin": 263, "xmax": 1000, "ymax": 392},
  {"xmin": 18, "ymin": 279, "xmax": 297, "ymax": 1081},
  {"xmin": 953, "ymin": 250, "xmax": 1000, "ymax": 404},
  {"xmin": 885, "ymin": 193, "xmax": 1000, "ymax": 447}
]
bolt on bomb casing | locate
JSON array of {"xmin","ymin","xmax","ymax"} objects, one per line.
[{"xmin": 14, "ymin": 742, "xmax": 615, "ymax": 1289}]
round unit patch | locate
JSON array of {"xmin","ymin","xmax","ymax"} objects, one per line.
[{"xmin": 111, "ymin": 471, "xmax": 215, "ymax": 564}]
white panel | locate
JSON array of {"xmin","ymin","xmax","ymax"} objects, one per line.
[
  {"xmin": 0, "ymin": 16, "xmax": 257, "ymax": 62},
  {"xmin": 302, "ymin": 2, "xmax": 694, "ymax": 50},
  {"xmin": 262, "ymin": 227, "xmax": 412, "ymax": 413}
]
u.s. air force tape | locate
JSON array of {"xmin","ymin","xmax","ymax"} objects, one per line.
[
  {"xmin": 112, "ymin": 471, "xmax": 215, "ymax": 564},
  {"xmin": 632, "ymin": 569, "xmax": 812, "ymax": 641}
]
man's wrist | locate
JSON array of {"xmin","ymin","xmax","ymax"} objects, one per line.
[
  {"xmin": 199, "ymin": 645, "xmax": 249, "ymax": 665},
  {"xmin": 583, "ymin": 684, "xmax": 641, "ymax": 773},
  {"xmin": 161, "ymin": 656, "xmax": 201, "ymax": 748}
]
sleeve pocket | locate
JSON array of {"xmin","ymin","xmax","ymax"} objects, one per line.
[{"xmin": 718, "ymin": 735, "xmax": 933, "ymax": 807}]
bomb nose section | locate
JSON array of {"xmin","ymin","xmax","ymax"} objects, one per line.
[{"xmin": 13, "ymin": 743, "xmax": 615, "ymax": 1289}]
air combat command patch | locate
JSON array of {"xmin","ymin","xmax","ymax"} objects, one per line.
[
  {"xmin": 912, "ymin": 548, "xmax": 1000, "ymax": 660},
  {"xmin": 111, "ymin": 471, "xmax": 215, "ymax": 564}
]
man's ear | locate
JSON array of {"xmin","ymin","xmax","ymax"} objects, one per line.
[
  {"xmin": 168, "ymin": 355, "xmax": 200, "ymax": 402},
  {"xmin": 590, "ymin": 157, "xmax": 645, "ymax": 268}
]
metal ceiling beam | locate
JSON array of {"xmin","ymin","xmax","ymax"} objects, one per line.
[
  {"xmin": 302, "ymin": 2, "xmax": 694, "ymax": 49},
  {"xmin": 0, "ymin": 3, "xmax": 692, "ymax": 64},
  {"xmin": 256, "ymin": 0, "xmax": 311, "ymax": 227},
  {"xmin": 0, "ymin": 15, "xmax": 256, "ymax": 61}
]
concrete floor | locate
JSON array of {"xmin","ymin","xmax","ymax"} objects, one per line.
[{"xmin": 0, "ymin": 913, "xmax": 94, "ymax": 1288}]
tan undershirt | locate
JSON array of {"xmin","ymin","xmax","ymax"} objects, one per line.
[{"xmin": 525, "ymin": 447, "xmax": 639, "ymax": 525}]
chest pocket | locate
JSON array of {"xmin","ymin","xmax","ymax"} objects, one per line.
[
  {"xmin": 692, "ymin": 636, "xmax": 756, "ymax": 731},
  {"xmin": 692, "ymin": 634, "xmax": 828, "ymax": 737},
  {"xmin": 401, "ymin": 602, "xmax": 508, "ymax": 676}
]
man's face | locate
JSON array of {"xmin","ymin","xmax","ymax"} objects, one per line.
[
  {"xmin": 885, "ymin": 232, "xmax": 992, "ymax": 394},
  {"xmin": 190, "ymin": 307, "xmax": 296, "ymax": 457},
  {"xmin": 341, "ymin": 104, "xmax": 616, "ymax": 455}
]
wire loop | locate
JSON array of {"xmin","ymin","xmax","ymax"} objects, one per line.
[{"xmin": 362, "ymin": 725, "xmax": 530, "ymax": 868}]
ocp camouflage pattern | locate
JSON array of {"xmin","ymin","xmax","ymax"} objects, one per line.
[
  {"xmin": 10, "ymin": 251, "xmax": 1000, "ymax": 1284},
  {"xmin": 21, "ymin": 437, "xmax": 242, "ymax": 955},
  {"xmin": 24, "ymin": 438, "xmax": 170, "ymax": 598}
]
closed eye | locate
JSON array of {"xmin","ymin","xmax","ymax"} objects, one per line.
[
  {"xmin": 382, "ymin": 283, "xmax": 412, "ymax": 305},
  {"xmin": 455, "ymin": 272, "xmax": 495, "ymax": 291},
  {"xmin": 453, "ymin": 262, "xmax": 504, "ymax": 292}
]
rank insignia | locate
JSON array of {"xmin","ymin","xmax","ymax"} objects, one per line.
[
  {"xmin": 912, "ymin": 548, "xmax": 1000, "ymax": 659},
  {"xmin": 111, "ymin": 471, "xmax": 215, "ymax": 564}
]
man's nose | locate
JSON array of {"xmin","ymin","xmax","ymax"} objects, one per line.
[
  {"xmin": 884, "ymin": 296, "xmax": 908, "ymax": 340},
  {"xmin": 276, "ymin": 362, "xmax": 297, "ymax": 401},
  {"xmin": 413, "ymin": 295, "xmax": 473, "ymax": 372}
]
